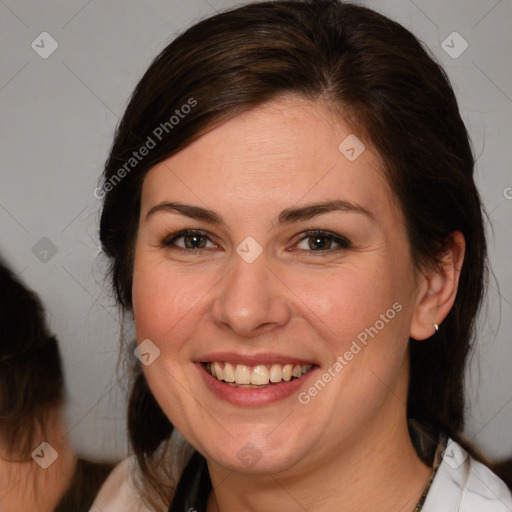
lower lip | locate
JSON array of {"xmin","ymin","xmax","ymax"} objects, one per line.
[{"xmin": 195, "ymin": 363, "xmax": 318, "ymax": 406}]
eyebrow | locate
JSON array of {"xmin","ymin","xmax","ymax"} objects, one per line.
[
  {"xmin": 276, "ymin": 200, "xmax": 374, "ymax": 224},
  {"xmin": 146, "ymin": 202, "xmax": 223, "ymax": 224},
  {"xmin": 145, "ymin": 200, "xmax": 374, "ymax": 225}
]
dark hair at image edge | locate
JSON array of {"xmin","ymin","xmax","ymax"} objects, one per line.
[
  {"xmin": 0, "ymin": 261, "xmax": 64, "ymax": 461},
  {"xmin": 99, "ymin": 0, "xmax": 488, "ymax": 507}
]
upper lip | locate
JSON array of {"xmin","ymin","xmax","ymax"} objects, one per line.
[{"xmin": 195, "ymin": 352, "xmax": 317, "ymax": 366}]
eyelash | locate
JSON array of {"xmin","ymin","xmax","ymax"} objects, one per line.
[
  {"xmin": 295, "ymin": 230, "xmax": 352, "ymax": 253},
  {"xmin": 160, "ymin": 229, "xmax": 352, "ymax": 255}
]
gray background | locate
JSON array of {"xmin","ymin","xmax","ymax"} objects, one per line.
[{"xmin": 1, "ymin": 0, "xmax": 511, "ymax": 462}]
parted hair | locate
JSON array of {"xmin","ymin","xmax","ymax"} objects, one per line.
[{"xmin": 99, "ymin": 1, "xmax": 487, "ymax": 508}]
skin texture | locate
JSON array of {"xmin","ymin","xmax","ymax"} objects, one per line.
[
  {"xmin": 132, "ymin": 96, "xmax": 464, "ymax": 511},
  {"xmin": 0, "ymin": 410, "xmax": 76, "ymax": 512}
]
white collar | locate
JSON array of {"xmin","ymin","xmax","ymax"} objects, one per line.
[{"xmin": 422, "ymin": 438, "xmax": 512, "ymax": 511}]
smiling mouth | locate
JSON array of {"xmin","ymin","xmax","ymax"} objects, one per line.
[{"xmin": 204, "ymin": 362, "xmax": 314, "ymax": 388}]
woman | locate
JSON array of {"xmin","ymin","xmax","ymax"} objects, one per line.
[{"xmin": 92, "ymin": 1, "xmax": 512, "ymax": 510}]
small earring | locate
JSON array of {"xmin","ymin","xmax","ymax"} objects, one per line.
[{"xmin": 433, "ymin": 323, "xmax": 439, "ymax": 334}]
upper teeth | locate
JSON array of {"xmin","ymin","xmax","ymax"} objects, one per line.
[{"xmin": 207, "ymin": 362, "xmax": 312, "ymax": 386}]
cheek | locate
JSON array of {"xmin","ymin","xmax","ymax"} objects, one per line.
[
  {"xmin": 131, "ymin": 257, "xmax": 207, "ymax": 348},
  {"xmin": 287, "ymin": 266, "xmax": 398, "ymax": 342},
  {"xmin": 284, "ymin": 260, "xmax": 413, "ymax": 390}
]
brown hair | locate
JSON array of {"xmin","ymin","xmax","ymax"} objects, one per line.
[
  {"xmin": 0, "ymin": 260, "xmax": 64, "ymax": 460},
  {"xmin": 99, "ymin": 1, "xmax": 487, "ymax": 508},
  {"xmin": 0, "ymin": 260, "xmax": 117, "ymax": 510}
]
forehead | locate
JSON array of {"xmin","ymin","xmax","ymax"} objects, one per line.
[{"xmin": 141, "ymin": 97, "xmax": 394, "ymax": 219}]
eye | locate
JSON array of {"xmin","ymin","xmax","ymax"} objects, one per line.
[
  {"xmin": 295, "ymin": 230, "xmax": 351, "ymax": 252},
  {"xmin": 161, "ymin": 230, "xmax": 217, "ymax": 250}
]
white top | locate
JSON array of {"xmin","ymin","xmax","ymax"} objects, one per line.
[
  {"xmin": 89, "ymin": 457, "xmax": 152, "ymax": 512},
  {"xmin": 89, "ymin": 440, "xmax": 512, "ymax": 512},
  {"xmin": 422, "ymin": 439, "xmax": 512, "ymax": 512}
]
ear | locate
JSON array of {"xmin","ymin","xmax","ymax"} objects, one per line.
[{"xmin": 409, "ymin": 231, "xmax": 465, "ymax": 340}]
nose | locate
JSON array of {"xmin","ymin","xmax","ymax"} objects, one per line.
[{"xmin": 211, "ymin": 254, "xmax": 292, "ymax": 338}]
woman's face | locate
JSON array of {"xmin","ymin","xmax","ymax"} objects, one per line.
[{"xmin": 132, "ymin": 96, "xmax": 423, "ymax": 474}]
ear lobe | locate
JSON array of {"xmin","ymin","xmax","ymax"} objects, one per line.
[{"xmin": 409, "ymin": 231, "xmax": 465, "ymax": 341}]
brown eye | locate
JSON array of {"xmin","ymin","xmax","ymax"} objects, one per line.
[
  {"xmin": 162, "ymin": 230, "xmax": 216, "ymax": 250},
  {"xmin": 306, "ymin": 235, "xmax": 333, "ymax": 250},
  {"xmin": 295, "ymin": 230, "xmax": 351, "ymax": 252},
  {"xmin": 183, "ymin": 234, "xmax": 208, "ymax": 249}
]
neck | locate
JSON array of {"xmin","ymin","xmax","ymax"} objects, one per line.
[
  {"xmin": 206, "ymin": 367, "xmax": 432, "ymax": 512},
  {"xmin": 0, "ymin": 412, "xmax": 77, "ymax": 512}
]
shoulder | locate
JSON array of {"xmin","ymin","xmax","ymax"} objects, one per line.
[
  {"xmin": 423, "ymin": 438, "xmax": 512, "ymax": 512},
  {"xmin": 88, "ymin": 456, "xmax": 154, "ymax": 512}
]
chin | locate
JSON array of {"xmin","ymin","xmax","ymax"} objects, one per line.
[{"xmin": 192, "ymin": 425, "xmax": 317, "ymax": 475}]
